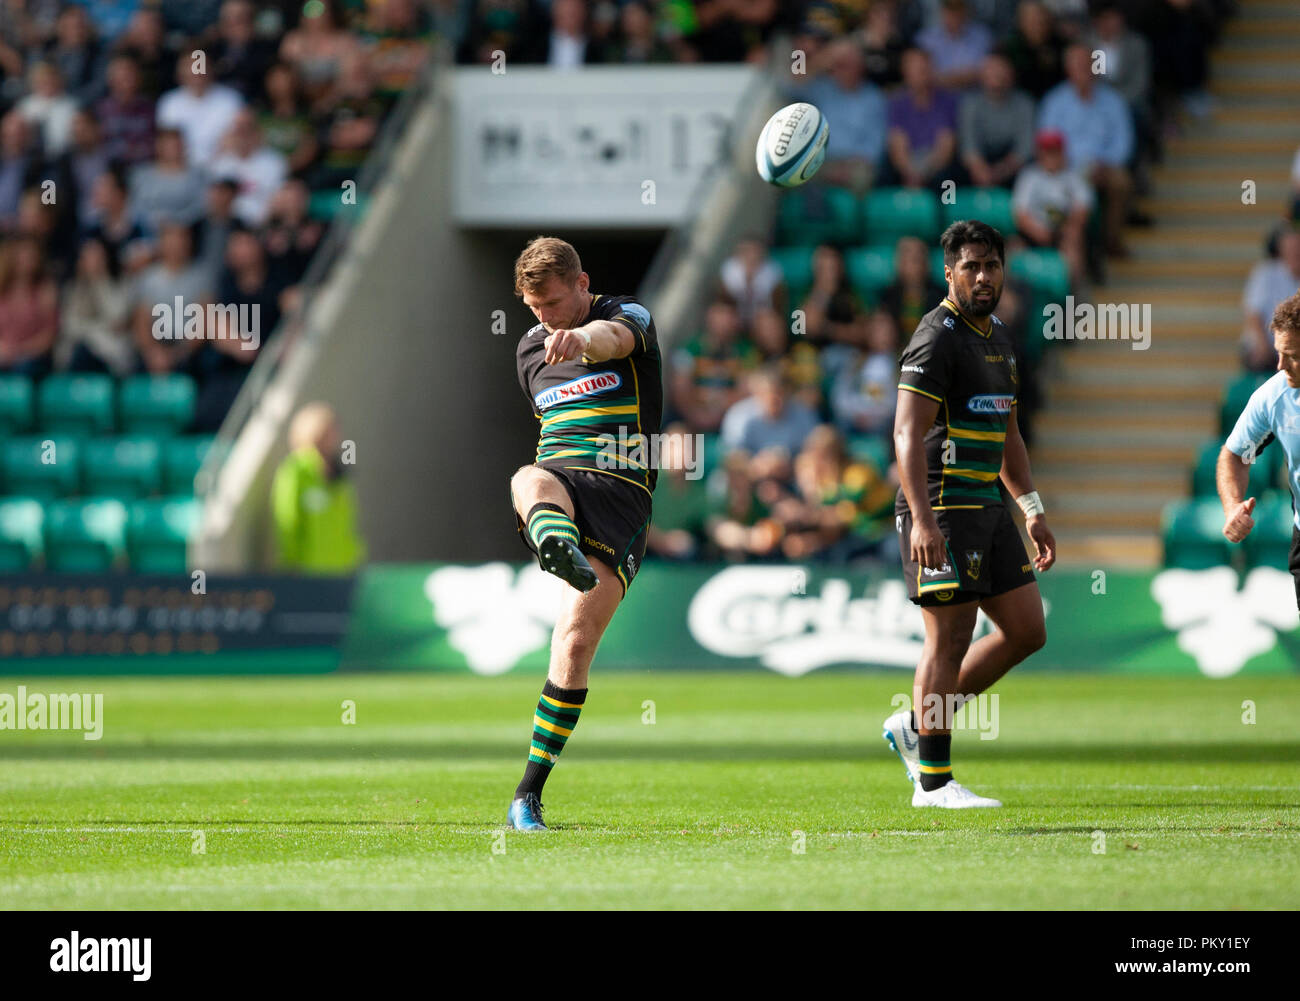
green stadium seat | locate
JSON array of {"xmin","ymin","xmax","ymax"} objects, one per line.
[
  {"xmin": 1190, "ymin": 438, "xmax": 1280, "ymax": 499},
  {"xmin": 37, "ymin": 374, "xmax": 115, "ymax": 436},
  {"xmin": 119, "ymin": 375, "xmax": 196, "ymax": 435},
  {"xmin": 127, "ymin": 496, "xmax": 201, "ymax": 573},
  {"xmin": 1219, "ymin": 372, "xmax": 1270, "ymax": 438},
  {"xmin": 1, "ymin": 436, "xmax": 81, "ymax": 499},
  {"xmin": 82, "ymin": 436, "xmax": 164, "ymax": 500},
  {"xmin": 768, "ymin": 246, "xmax": 815, "ymax": 309},
  {"xmin": 863, "ymin": 188, "xmax": 942, "ymax": 246},
  {"xmin": 163, "ymin": 436, "xmax": 217, "ymax": 495},
  {"xmin": 775, "ymin": 186, "xmax": 860, "ymax": 247},
  {"xmin": 1161, "ymin": 497, "xmax": 1233, "ymax": 569},
  {"xmin": 0, "ymin": 497, "xmax": 44, "ymax": 571},
  {"xmin": 844, "ymin": 245, "xmax": 896, "ymax": 301},
  {"xmin": 847, "ymin": 433, "xmax": 890, "ymax": 472},
  {"xmin": 1243, "ymin": 492, "xmax": 1294, "ymax": 570},
  {"xmin": 1007, "ymin": 248, "xmax": 1070, "ymax": 301},
  {"xmin": 0, "ymin": 374, "xmax": 35, "ymax": 434},
  {"xmin": 941, "ymin": 186, "xmax": 1016, "ymax": 236},
  {"xmin": 43, "ymin": 497, "xmax": 127, "ymax": 572}
]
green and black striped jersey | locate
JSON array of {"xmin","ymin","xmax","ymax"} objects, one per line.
[
  {"xmin": 516, "ymin": 293, "xmax": 663, "ymax": 496},
  {"xmin": 895, "ymin": 297, "xmax": 1019, "ymax": 511}
]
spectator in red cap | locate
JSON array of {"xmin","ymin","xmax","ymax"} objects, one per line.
[{"xmin": 1012, "ymin": 130, "xmax": 1094, "ymax": 288}]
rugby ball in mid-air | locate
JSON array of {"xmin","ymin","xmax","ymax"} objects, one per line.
[{"xmin": 756, "ymin": 103, "xmax": 829, "ymax": 188}]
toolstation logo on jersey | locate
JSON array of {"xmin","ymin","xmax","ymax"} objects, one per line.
[
  {"xmin": 535, "ymin": 372, "xmax": 623, "ymax": 410},
  {"xmin": 967, "ymin": 394, "xmax": 1014, "ymax": 414}
]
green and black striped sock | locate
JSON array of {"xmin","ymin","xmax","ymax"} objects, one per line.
[
  {"xmin": 515, "ymin": 680, "xmax": 587, "ymax": 798},
  {"xmin": 526, "ymin": 502, "xmax": 579, "ymax": 551},
  {"xmin": 917, "ymin": 732, "xmax": 953, "ymax": 792}
]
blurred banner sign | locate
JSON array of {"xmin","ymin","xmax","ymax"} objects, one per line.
[{"xmin": 452, "ymin": 66, "xmax": 757, "ymax": 226}]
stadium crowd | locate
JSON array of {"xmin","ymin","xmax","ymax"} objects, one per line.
[
  {"xmin": 0, "ymin": 0, "xmax": 431, "ymax": 432},
  {"xmin": 651, "ymin": 0, "xmax": 1235, "ymax": 566}
]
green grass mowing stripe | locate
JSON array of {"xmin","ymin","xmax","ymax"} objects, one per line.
[{"xmin": 0, "ymin": 673, "xmax": 1297, "ymax": 909}]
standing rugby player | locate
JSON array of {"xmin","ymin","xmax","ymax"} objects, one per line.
[
  {"xmin": 1220, "ymin": 292, "xmax": 1300, "ymax": 598},
  {"xmin": 506, "ymin": 237, "xmax": 661, "ymax": 831},
  {"xmin": 882, "ymin": 220, "xmax": 1055, "ymax": 808}
]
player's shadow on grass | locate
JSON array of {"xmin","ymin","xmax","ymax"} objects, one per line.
[{"xmin": 1, "ymin": 739, "xmax": 1298, "ymax": 763}]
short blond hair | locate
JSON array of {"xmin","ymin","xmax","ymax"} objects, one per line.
[
  {"xmin": 514, "ymin": 236, "xmax": 581, "ymax": 296},
  {"xmin": 289, "ymin": 402, "xmax": 336, "ymax": 451}
]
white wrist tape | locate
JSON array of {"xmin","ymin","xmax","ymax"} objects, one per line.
[
  {"xmin": 577, "ymin": 329, "xmax": 592, "ymax": 349},
  {"xmin": 1016, "ymin": 491, "xmax": 1045, "ymax": 518}
]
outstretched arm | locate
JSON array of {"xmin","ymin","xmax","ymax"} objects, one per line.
[
  {"xmin": 1217, "ymin": 446, "xmax": 1256, "ymax": 543},
  {"xmin": 544, "ymin": 320, "xmax": 634, "ymax": 365}
]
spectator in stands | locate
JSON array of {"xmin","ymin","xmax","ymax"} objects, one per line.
[
  {"xmin": 1242, "ymin": 228, "xmax": 1300, "ymax": 373},
  {"xmin": 129, "ymin": 128, "xmax": 207, "ymax": 234},
  {"xmin": 47, "ymin": 5, "xmax": 102, "ymax": 104},
  {"xmin": 97, "ymin": 54, "xmax": 156, "ymax": 167},
  {"xmin": 1002, "ymin": 0, "xmax": 1064, "ymax": 100},
  {"xmin": 261, "ymin": 178, "xmax": 324, "ymax": 288},
  {"xmin": 59, "ymin": 109, "xmax": 110, "ymax": 230},
  {"xmin": 210, "ymin": 0, "xmax": 277, "ymax": 101},
  {"xmin": 517, "ymin": 0, "xmax": 605, "ymax": 67},
  {"xmin": 16, "ymin": 187, "xmax": 72, "ymax": 278},
  {"xmin": 0, "ymin": 235, "xmax": 58, "ymax": 377},
  {"xmin": 605, "ymin": 2, "xmax": 674, "ymax": 65},
  {"xmin": 0, "ymin": 112, "xmax": 39, "ymax": 232},
  {"xmin": 645, "ymin": 423, "xmax": 712, "ymax": 561},
  {"xmin": 689, "ymin": 0, "xmax": 781, "ymax": 64},
  {"xmin": 789, "ymin": 39, "xmax": 887, "ymax": 193},
  {"xmin": 130, "ymin": 221, "xmax": 210, "ymax": 376},
  {"xmin": 671, "ymin": 297, "xmax": 755, "ymax": 432},
  {"xmin": 720, "ymin": 364, "xmax": 819, "ymax": 458},
  {"xmin": 81, "ymin": 0, "xmax": 136, "ymax": 43},
  {"xmin": 457, "ymin": 0, "xmax": 535, "ymax": 66},
  {"xmin": 1012, "ymin": 130, "xmax": 1093, "ymax": 288},
  {"xmin": 111, "ymin": 7, "xmax": 176, "ymax": 99},
  {"xmin": 272, "ymin": 401, "xmax": 367, "ymax": 574},
  {"xmin": 709, "ymin": 447, "xmax": 792, "ymax": 562},
  {"xmin": 879, "ymin": 235, "xmax": 946, "ymax": 338},
  {"xmin": 1038, "ymin": 0, "xmax": 1090, "ymax": 39},
  {"xmin": 81, "ymin": 166, "xmax": 148, "ymax": 276},
  {"xmin": 279, "ymin": 0, "xmax": 361, "ymax": 107},
  {"xmin": 860, "ymin": 0, "xmax": 904, "ymax": 89},
  {"xmin": 798, "ymin": 243, "xmax": 864, "ymax": 350},
  {"xmin": 1086, "ymin": 2, "xmax": 1154, "ymax": 195},
  {"xmin": 1038, "ymin": 43, "xmax": 1134, "ymax": 258},
  {"xmin": 1148, "ymin": 0, "xmax": 1215, "ymax": 126},
  {"xmin": 830, "ymin": 309, "xmax": 899, "ymax": 437},
  {"xmin": 885, "ymin": 47, "xmax": 959, "ymax": 190},
  {"xmin": 17, "ymin": 61, "xmax": 77, "ymax": 157},
  {"xmin": 210, "ymin": 109, "xmax": 289, "ymax": 227},
  {"xmin": 959, "ymin": 52, "xmax": 1035, "ymax": 189},
  {"xmin": 257, "ymin": 62, "xmax": 319, "ymax": 177},
  {"xmin": 719, "ymin": 234, "xmax": 786, "ymax": 332},
  {"xmin": 194, "ymin": 177, "xmax": 240, "ymax": 288},
  {"xmin": 916, "ymin": 0, "xmax": 992, "ymax": 92},
  {"xmin": 56, "ymin": 236, "xmax": 134, "ymax": 375},
  {"xmin": 361, "ymin": 0, "xmax": 435, "ymax": 98},
  {"xmin": 193, "ymin": 230, "xmax": 279, "ymax": 430},
  {"xmin": 156, "ymin": 49, "xmax": 245, "ymax": 166},
  {"xmin": 779, "ymin": 424, "xmax": 895, "ymax": 561},
  {"xmin": 307, "ymin": 53, "xmax": 382, "ymax": 189}
]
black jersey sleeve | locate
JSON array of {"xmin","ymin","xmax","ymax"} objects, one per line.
[
  {"xmin": 897, "ymin": 322, "xmax": 952, "ymax": 404},
  {"xmin": 516, "ymin": 332, "xmax": 542, "ymax": 418},
  {"xmin": 604, "ymin": 298, "xmax": 656, "ymax": 356}
]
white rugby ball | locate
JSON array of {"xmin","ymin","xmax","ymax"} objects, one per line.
[{"xmin": 756, "ymin": 102, "xmax": 829, "ymax": 188}]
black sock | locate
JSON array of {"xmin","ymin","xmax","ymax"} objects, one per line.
[
  {"xmin": 514, "ymin": 680, "xmax": 587, "ymax": 799},
  {"xmin": 917, "ymin": 732, "xmax": 953, "ymax": 792}
]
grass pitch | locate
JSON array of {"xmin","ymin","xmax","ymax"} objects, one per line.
[{"xmin": 1, "ymin": 671, "xmax": 1297, "ymax": 909}]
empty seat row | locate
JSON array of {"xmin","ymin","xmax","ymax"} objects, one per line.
[
  {"xmin": 0, "ymin": 373, "xmax": 196, "ymax": 437},
  {"xmin": 0, "ymin": 435, "xmax": 216, "ymax": 500}
]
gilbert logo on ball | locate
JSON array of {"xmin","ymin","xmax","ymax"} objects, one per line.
[{"xmin": 756, "ymin": 103, "xmax": 829, "ymax": 188}]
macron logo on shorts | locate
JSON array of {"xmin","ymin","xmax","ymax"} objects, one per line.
[{"xmin": 534, "ymin": 372, "xmax": 624, "ymax": 411}]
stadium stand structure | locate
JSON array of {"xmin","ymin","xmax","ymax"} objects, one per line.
[{"xmin": 1036, "ymin": 0, "xmax": 1300, "ymax": 568}]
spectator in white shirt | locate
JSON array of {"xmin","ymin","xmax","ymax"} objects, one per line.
[
  {"xmin": 1012, "ymin": 129, "xmax": 1093, "ymax": 287},
  {"xmin": 156, "ymin": 50, "xmax": 245, "ymax": 166},
  {"xmin": 1242, "ymin": 229, "xmax": 1300, "ymax": 373},
  {"xmin": 17, "ymin": 61, "xmax": 78, "ymax": 158},
  {"xmin": 208, "ymin": 109, "xmax": 289, "ymax": 226}
]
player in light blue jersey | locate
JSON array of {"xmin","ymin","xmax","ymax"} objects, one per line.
[{"xmin": 1220, "ymin": 292, "xmax": 1300, "ymax": 606}]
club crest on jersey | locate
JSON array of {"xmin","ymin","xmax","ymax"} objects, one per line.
[
  {"xmin": 965, "ymin": 549, "xmax": 984, "ymax": 581},
  {"xmin": 1007, "ymin": 356, "xmax": 1018, "ymax": 386},
  {"xmin": 534, "ymin": 371, "xmax": 623, "ymax": 411},
  {"xmin": 967, "ymin": 394, "xmax": 1014, "ymax": 414}
]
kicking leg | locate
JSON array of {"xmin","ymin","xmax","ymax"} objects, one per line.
[
  {"xmin": 510, "ymin": 465, "xmax": 597, "ymax": 592},
  {"xmin": 508, "ymin": 556, "xmax": 623, "ymax": 830}
]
